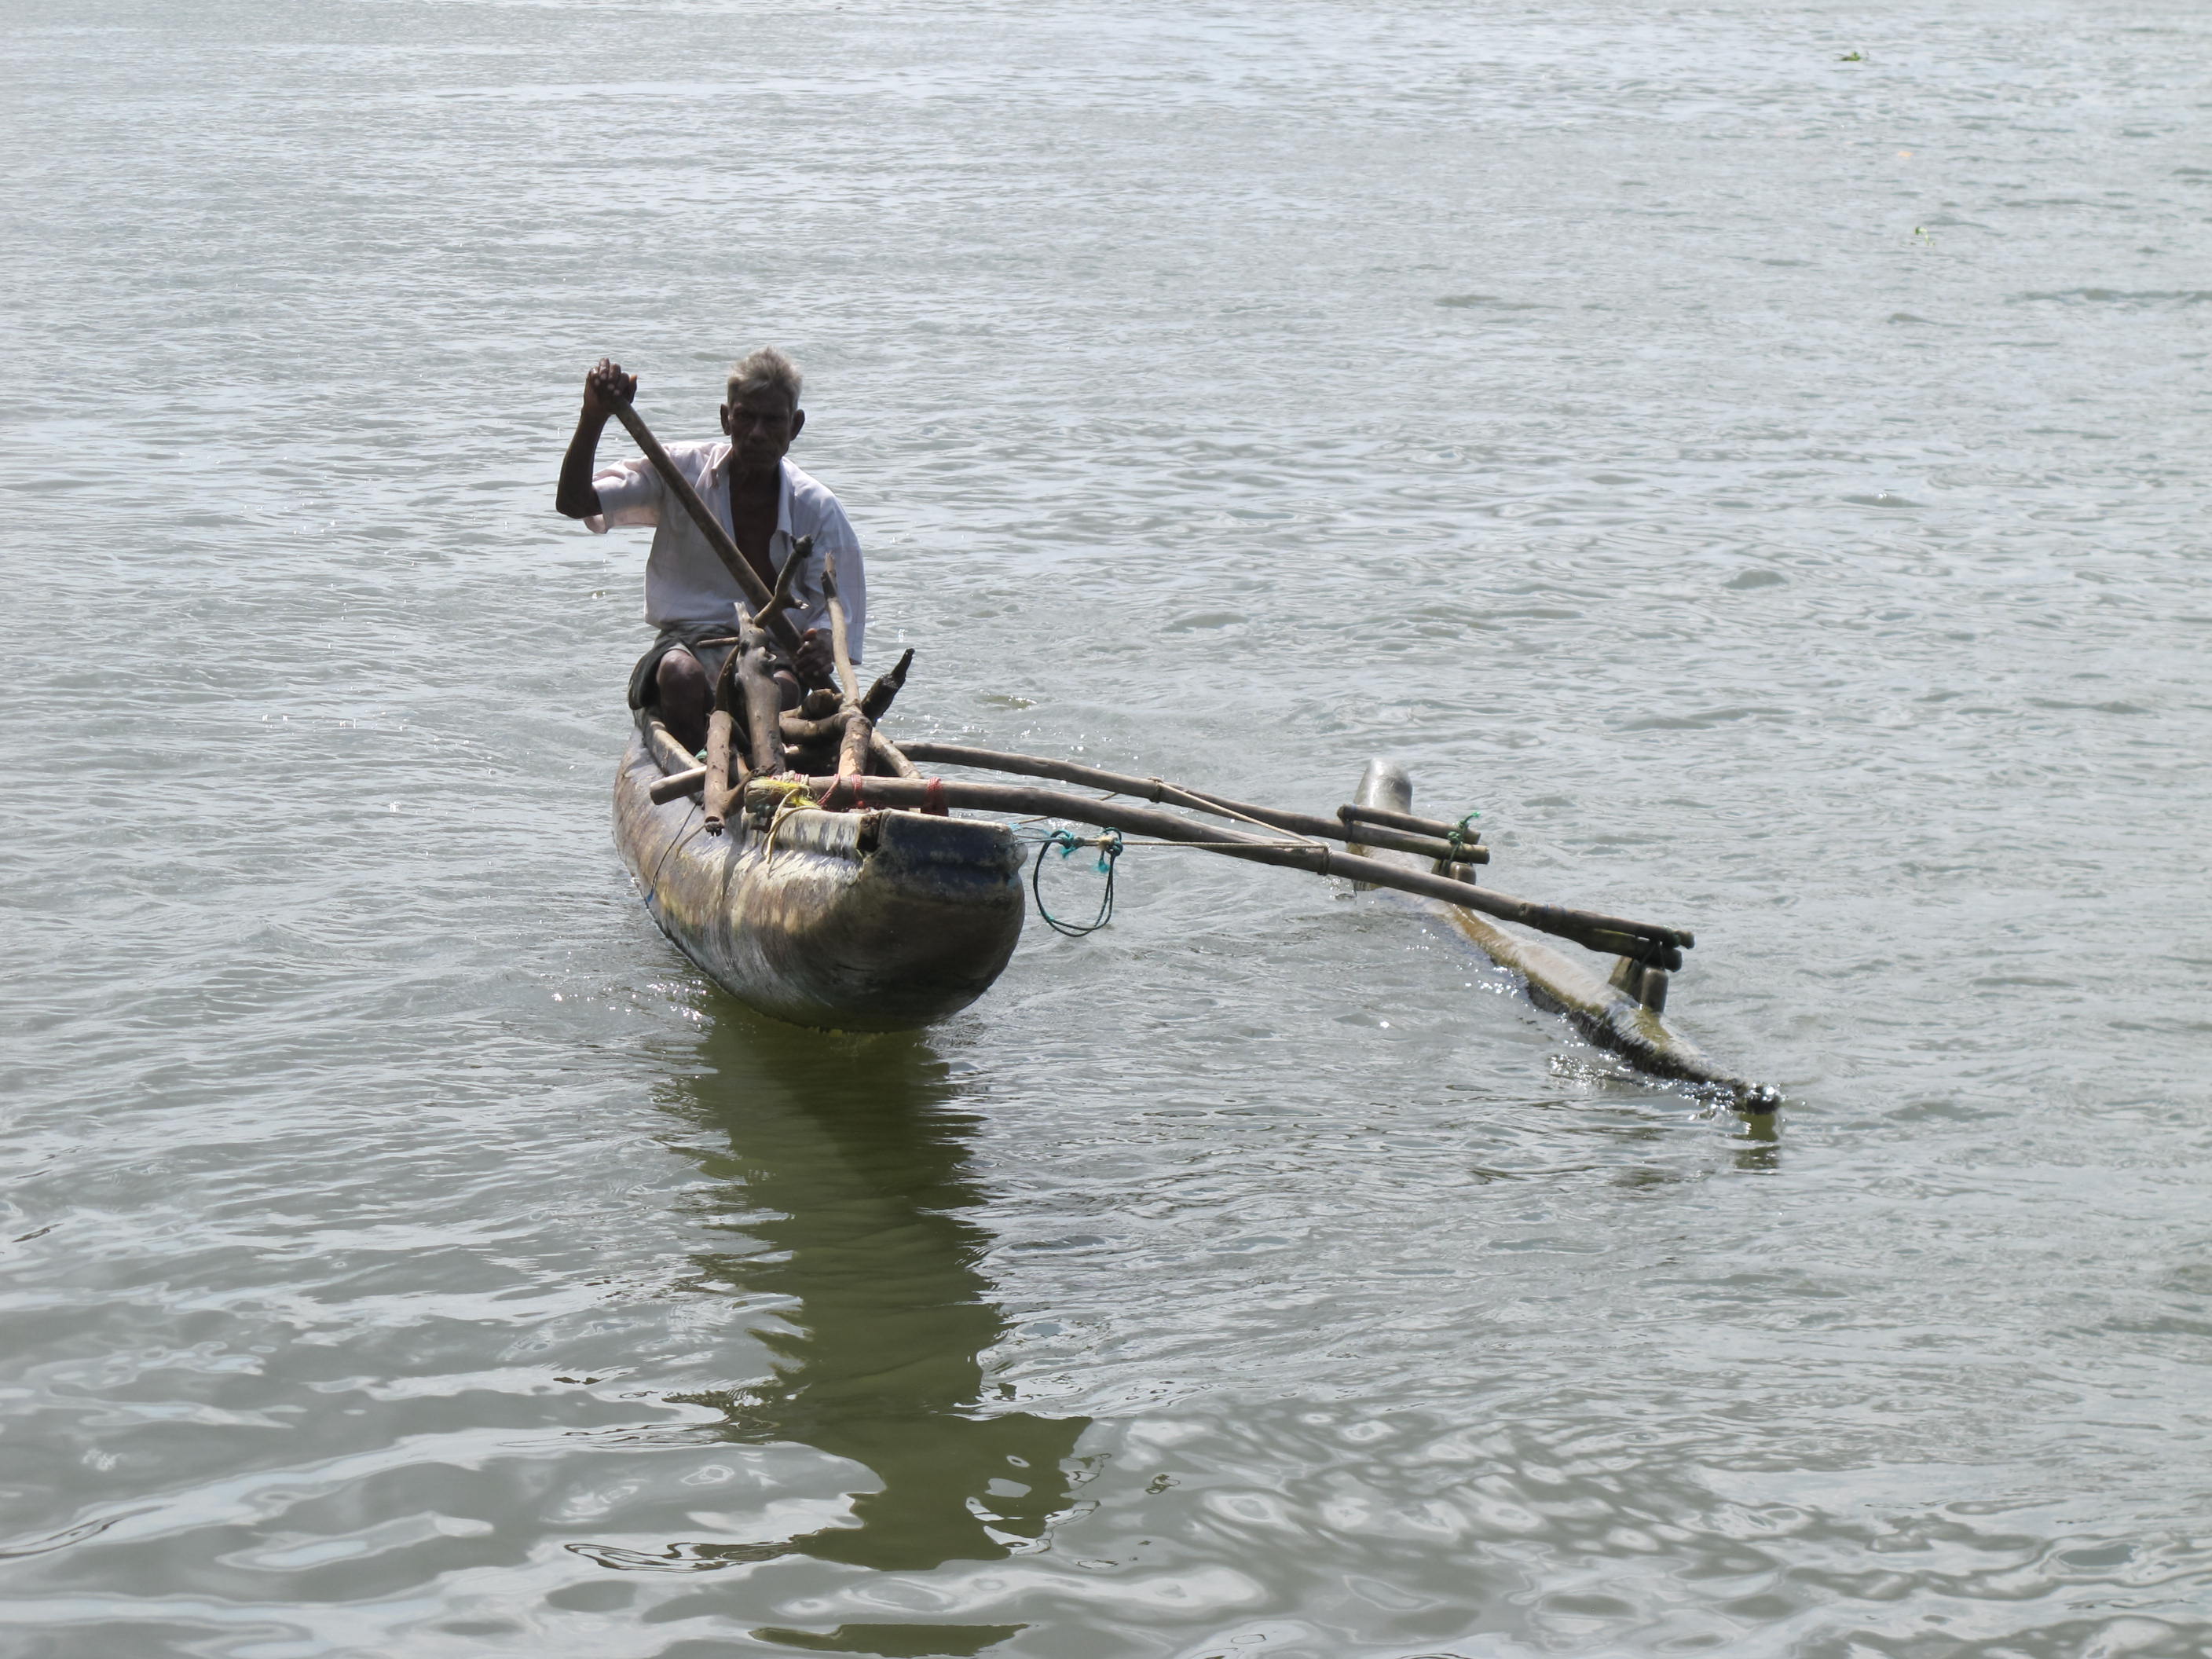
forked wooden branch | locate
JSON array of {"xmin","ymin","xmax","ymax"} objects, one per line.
[
  {"xmin": 734, "ymin": 616, "xmax": 786, "ymax": 777},
  {"xmin": 755, "ymin": 533, "xmax": 813, "ymax": 635}
]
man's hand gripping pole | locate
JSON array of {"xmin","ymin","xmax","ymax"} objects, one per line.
[{"xmin": 598, "ymin": 386, "xmax": 807, "ymax": 658}]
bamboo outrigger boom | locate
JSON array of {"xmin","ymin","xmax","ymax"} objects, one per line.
[
  {"xmin": 899, "ymin": 742, "xmax": 1489, "ymax": 867},
  {"xmin": 773, "ymin": 772, "xmax": 1687, "ymax": 965}
]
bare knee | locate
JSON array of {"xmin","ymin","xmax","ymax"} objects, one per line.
[
  {"xmin": 656, "ymin": 648, "xmax": 706, "ymax": 703},
  {"xmin": 655, "ymin": 650, "xmax": 710, "ymax": 748}
]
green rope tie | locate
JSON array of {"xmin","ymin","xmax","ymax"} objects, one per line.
[{"xmin": 1028, "ymin": 828, "xmax": 1122, "ymax": 937}]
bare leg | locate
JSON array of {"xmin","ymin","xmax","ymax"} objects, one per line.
[
  {"xmin": 658, "ymin": 650, "xmax": 801, "ymax": 760},
  {"xmin": 655, "ymin": 649, "xmax": 712, "ymax": 754}
]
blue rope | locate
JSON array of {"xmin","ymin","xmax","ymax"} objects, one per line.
[{"xmin": 1027, "ymin": 828, "xmax": 1122, "ymax": 937}]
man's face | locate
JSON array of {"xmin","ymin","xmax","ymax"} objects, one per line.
[{"xmin": 721, "ymin": 388, "xmax": 804, "ymax": 471}]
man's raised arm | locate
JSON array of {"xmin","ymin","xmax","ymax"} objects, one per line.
[{"xmin": 555, "ymin": 358, "xmax": 639, "ymax": 519}]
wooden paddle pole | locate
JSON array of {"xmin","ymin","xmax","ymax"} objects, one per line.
[{"xmin": 600, "ymin": 394, "xmax": 805, "ymax": 659}]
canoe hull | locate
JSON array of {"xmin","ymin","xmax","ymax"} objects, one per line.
[{"xmin": 614, "ymin": 738, "xmax": 1027, "ymax": 1031}]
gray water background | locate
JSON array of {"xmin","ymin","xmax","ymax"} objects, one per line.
[{"xmin": 5, "ymin": 0, "xmax": 2210, "ymax": 1653}]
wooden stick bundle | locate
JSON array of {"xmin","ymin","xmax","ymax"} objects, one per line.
[{"xmin": 650, "ymin": 732, "xmax": 917, "ymax": 801}]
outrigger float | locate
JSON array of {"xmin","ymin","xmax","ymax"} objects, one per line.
[{"xmin": 602, "ymin": 394, "xmax": 1776, "ymax": 1113}]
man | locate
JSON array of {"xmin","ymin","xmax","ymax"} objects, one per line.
[{"xmin": 556, "ymin": 347, "xmax": 864, "ymax": 751}]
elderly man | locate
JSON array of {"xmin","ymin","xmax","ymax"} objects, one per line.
[{"xmin": 556, "ymin": 347, "xmax": 864, "ymax": 751}]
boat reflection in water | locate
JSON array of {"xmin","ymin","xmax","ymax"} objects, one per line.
[{"xmin": 665, "ymin": 1015, "xmax": 1090, "ymax": 1574}]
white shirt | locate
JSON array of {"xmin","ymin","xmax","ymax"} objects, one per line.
[{"xmin": 584, "ymin": 443, "xmax": 866, "ymax": 661}]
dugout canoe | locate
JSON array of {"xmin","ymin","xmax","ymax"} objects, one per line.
[{"xmin": 613, "ymin": 727, "xmax": 1027, "ymax": 1031}]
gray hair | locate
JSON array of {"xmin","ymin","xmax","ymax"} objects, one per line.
[{"xmin": 726, "ymin": 346, "xmax": 803, "ymax": 409}]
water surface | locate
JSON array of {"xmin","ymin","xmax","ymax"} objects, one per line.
[{"xmin": 4, "ymin": 0, "xmax": 2210, "ymax": 1654}]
